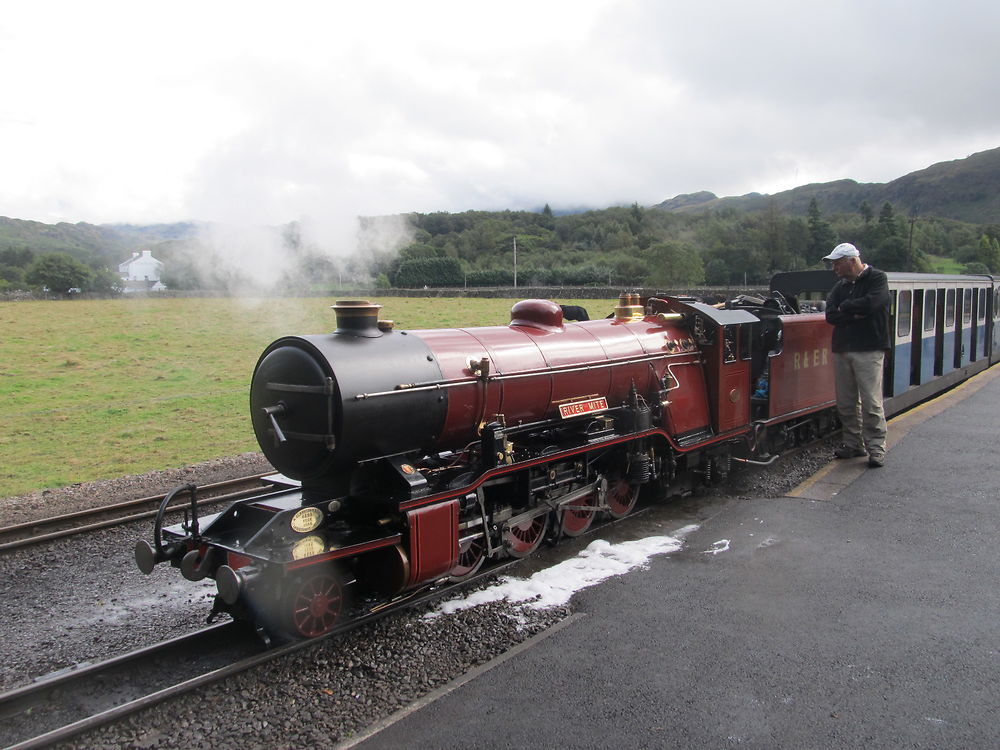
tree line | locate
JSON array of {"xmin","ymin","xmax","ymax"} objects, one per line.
[
  {"xmin": 3, "ymin": 200, "xmax": 999, "ymax": 295},
  {"xmin": 380, "ymin": 200, "xmax": 1000, "ymax": 289},
  {"xmin": 0, "ymin": 247, "xmax": 122, "ymax": 295}
]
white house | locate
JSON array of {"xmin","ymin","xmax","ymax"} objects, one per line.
[{"xmin": 119, "ymin": 250, "xmax": 165, "ymax": 292}]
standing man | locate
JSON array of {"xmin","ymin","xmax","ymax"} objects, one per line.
[{"xmin": 823, "ymin": 243, "xmax": 891, "ymax": 468}]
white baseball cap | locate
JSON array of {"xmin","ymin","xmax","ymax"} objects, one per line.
[{"xmin": 823, "ymin": 242, "xmax": 860, "ymax": 261}]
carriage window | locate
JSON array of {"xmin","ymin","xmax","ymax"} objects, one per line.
[
  {"xmin": 963, "ymin": 289, "xmax": 972, "ymax": 324},
  {"xmin": 995, "ymin": 289, "xmax": 1000, "ymax": 321},
  {"xmin": 897, "ymin": 290, "xmax": 911, "ymax": 337},
  {"xmin": 945, "ymin": 289, "xmax": 955, "ymax": 326},
  {"xmin": 979, "ymin": 289, "xmax": 987, "ymax": 322},
  {"xmin": 924, "ymin": 290, "xmax": 936, "ymax": 331}
]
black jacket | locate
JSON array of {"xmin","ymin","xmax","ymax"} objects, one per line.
[{"xmin": 825, "ymin": 265, "xmax": 891, "ymax": 352}]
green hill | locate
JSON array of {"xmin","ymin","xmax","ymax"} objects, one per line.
[
  {"xmin": 654, "ymin": 147, "xmax": 1000, "ymax": 224},
  {"xmin": 0, "ymin": 218, "xmax": 197, "ymax": 266}
]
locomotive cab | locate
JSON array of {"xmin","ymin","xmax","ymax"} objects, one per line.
[{"xmin": 648, "ymin": 297, "xmax": 757, "ymax": 436}]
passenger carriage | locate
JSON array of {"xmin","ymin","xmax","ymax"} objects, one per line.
[{"xmin": 772, "ymin": 271, "xmax": 997, "ymax": 414}]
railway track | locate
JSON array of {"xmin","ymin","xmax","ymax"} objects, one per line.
[
  {"xmin": 0, "ymin": 474, "xmax": 288, "ymax": 553},
  {"xmin": 0, "ymin": 561, "xmax": 520, "ymax": 750}
]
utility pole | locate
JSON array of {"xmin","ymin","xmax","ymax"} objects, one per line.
[
  {"xmin": 907, "ymin": 216, "xmax": 917, "ymax": 271},
  {"xmin": 513, "ymin": 236, "xmax": 518, "ymax": 289}
]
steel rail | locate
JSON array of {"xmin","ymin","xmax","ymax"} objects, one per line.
[
  {"xmin": 0, "ymin": 473, "xmax": 281, "ymax": 553},
  {"xmin": 0, "ymin": 622, "xmax": 256, "ymax": 750}
]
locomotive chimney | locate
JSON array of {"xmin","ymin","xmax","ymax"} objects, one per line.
[{"xmin": 331, "ymin": 300, "xmax": 384, "ymax": 337}]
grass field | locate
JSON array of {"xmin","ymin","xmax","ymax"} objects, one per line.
[
  {"xmin": 0, "ymin": 295, "xmax": 615, "ymax": 499},
  {"xmin": 926, "ymin": 254, "xmax": 965, "ymax": 274}
]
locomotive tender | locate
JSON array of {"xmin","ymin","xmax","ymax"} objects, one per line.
[{"xmin": 136, "ymin": 271, "xmax": 1000, "ymax": 640}]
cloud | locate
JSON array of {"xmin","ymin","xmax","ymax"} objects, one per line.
[{"xmin": 0, "ymin": 0, "xmax": 998, "ymax": 234}]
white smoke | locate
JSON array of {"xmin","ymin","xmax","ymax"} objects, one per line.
[
  {"xmin": 197, "ymin": 222, "xmax": 288, "ymax": 291},
  {"xmin": 178, "ymin": 213, "xmax": 415, "ymax": 295}
]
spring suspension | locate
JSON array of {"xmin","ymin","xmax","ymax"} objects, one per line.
[
  {"xmin": 702, "ymin": 452, "xmax": 732, "ymax": 485},
  {"xmin": 627, "ymin": 451, "xmax": 653, "ymax": 484},
  {"xmin": 711, "ymin": 453, "xmax": 731, "ymax": 484}
]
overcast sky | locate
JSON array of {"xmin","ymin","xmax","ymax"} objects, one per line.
[{"xmin": 2, "ymin": 0, "xmax": 998, "ymax": 236}]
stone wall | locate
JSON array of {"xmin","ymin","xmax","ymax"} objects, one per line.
[
  {"xmin": 2, "ymin": 285, "xmax": 768, "ymax": 303},
  {"xmin": 329, "ymin": 286, "xmax": 764, "ymax": 302}
]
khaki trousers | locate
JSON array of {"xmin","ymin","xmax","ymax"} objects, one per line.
[{"xmin": 833, "ymin": 350, "xmax": 887, "ymax": 457}]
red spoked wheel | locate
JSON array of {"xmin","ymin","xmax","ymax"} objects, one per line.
[
  {"xmin": 606, "ymin": 476, "xmax": 639, "ymax": 519},
  {"xmin": 503, "ymin": 513, "xmax": 549, "ymax": 558},
  {"xmin": 558, "ymin": 490, "xmax": 599, "ymax": 537},
  {"xmin": 450, "ymin": 535, "xmax": 487, "ymax": 580},
  {"xmin": 285, "ymin": 567, "xmax": 345, "ymax": 639}
]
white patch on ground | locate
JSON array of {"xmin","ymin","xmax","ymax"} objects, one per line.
[
  {"xmin": 74, "ymin": 578, "xmax": 218, "ymax": 627},
  {"xmin": 702, "ymin": 539, "xmax": 731, "ymax": 555},
  {"xmin": 429, "ymin": 524, "xmax": 699, "ymax": 617}
]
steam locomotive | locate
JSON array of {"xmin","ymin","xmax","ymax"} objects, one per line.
[{"xmin": 135, "ymin": 270, "xmax": 999, "ymax": 640}]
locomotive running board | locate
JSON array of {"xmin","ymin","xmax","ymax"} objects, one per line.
[{"xmin": 675, "ymin": 427, "xmax": 714, "ymax": 448}]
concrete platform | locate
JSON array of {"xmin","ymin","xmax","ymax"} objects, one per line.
[{"xmin": 342, "ymin": 368, "xmax": 1000, "ymax": 749}]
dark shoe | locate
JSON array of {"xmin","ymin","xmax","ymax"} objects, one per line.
[
  {"xmin": 868, "ymin": 454, "xmax": 885, "ymax": 468},
  {"xmin": 834, "ymin": 445, "xmax": 867, "ymax": 459}
]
